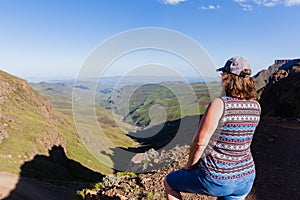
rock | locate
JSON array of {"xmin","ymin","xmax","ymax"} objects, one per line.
[
  {"xmin": 270, "ymin": 70, "xmax": 288, "ymax": 84},
  {"xmin": 96, "ymin": 145, "xmax": 216, "ymax": 200}
]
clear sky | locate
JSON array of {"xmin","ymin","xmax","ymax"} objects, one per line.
[{"xmin": 0, "ymin": 0, "xmax": 299, "ymax": 81}]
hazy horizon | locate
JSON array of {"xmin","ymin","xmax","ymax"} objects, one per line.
[{"xmin": 1, "ymin": 0, "xmax": 300, "ymax": 82}]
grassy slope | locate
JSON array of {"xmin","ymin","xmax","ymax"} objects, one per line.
[
  {"xmin": 0, "ymin": 97, "xmax": 49, "ymax": 173},
  {"xmin": 0, "ymin": 71, "xmax": 54, "ymax": 174},
  {"xmin": 31, "ymin": 82, "xmax": 137, "ymax": 174}
]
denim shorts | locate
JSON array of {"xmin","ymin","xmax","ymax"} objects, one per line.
[{"xmin": 166, "ymin": 167, "xmax": 255, "ymax": 200}]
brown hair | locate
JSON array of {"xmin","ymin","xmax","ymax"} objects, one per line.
[{"xmin": 221, "ymin": 69, "xmax": 257, "ymax": 99}]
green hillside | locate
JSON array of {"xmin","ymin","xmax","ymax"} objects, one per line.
[
  {"xmin": 31, "ymin": 81, "xmax": 137, "ymax": 173},
  {"xmin": 0, "ymin": 71, "xmax": 137, "ymax": 178},
  {"xmin": 0, "ymin": 70, "xmax": 65, "ymax": 174},
  {"xmin": 101, "ymin": 82, "xmax": 222, "ymax": 127}
]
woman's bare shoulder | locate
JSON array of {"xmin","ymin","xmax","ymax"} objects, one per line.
[
  {"xmin": 210, "ymin": 98, "xmax": 224, "ymax": 107},
  {"xmin": 208, "ymin": 98, "xmax": 224, "ymax": 120}
]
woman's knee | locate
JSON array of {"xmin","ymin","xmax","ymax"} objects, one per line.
[
  {"xmin": 164, "ymin": 176, "xmax": 182, "ymax": 199},
  {"xmin": 164, "ymin": 177, "xmax": 171, "ymax": 190},
  {"xmin": 164, "ymin": 177, "xmax": 176, "ymax": 193}
]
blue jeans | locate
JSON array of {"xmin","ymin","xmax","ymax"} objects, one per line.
[{"xmin": 166, "ymin": 167, "xmax": 255, "ymax": 200}]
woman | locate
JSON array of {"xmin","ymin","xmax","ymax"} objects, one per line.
[{"xmin": 164, "ymin": 56, "xmax": 261, "ymax": 200}]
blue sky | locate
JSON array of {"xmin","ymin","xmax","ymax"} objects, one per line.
[{"xmin": 0, "ymin": 0, "xmax": 299, "ymax": 81}]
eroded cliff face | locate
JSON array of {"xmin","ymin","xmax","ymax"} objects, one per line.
[
  {"xmin": 255, "ymin": 59, "xmax": 300, "ymax": 118},
  {"xmin": 254, "ymin": 59, "xmax": 300, "ymax": 96},
  {"xmin": 0, "ymin": 70, "xmax": 65, "ymax": 164}
]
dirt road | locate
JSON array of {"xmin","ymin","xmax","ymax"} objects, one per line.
[
  {"xmin": 0, "ymin": 172, "xmax": 18, "ymax": 199},
  {"xmin": 0, "ymin": 172, "xmax": 73, "ymax": 200}
]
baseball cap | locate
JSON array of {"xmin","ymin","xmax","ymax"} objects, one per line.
[{"xmin": 216, "ymin": 56, "xmax": 251, "ymax": 77}]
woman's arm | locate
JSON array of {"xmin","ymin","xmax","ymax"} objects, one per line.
[{"xmin": 184, "ymin": 98, "xmax": 223, "ymax": 170}]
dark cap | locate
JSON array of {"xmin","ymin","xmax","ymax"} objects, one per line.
[{"xmin": 217, "ymin": 56, "xmax": 251, "ymax": 77}]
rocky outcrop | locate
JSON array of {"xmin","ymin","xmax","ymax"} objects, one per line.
[
  {"xmin": 93, "ymin": 146, "xmax": 216, "ymax": 200},
  {"xmin": 254, "ymin": 59, "xmax": 300, "ymax": 96},
  {"xmin": 257, "ymin": 59, "xmax": 300, "ymax": 117},
  {"xmin": 274, "ymin": 59, "xmax": 293, "ymax": 66},
  {"xmin": 269, "ymin": 69, "xmax": 288, "ymax": 84},
  {"xmin": 254, "ymin": 62, "xmax": 284, "ymax": 96}
]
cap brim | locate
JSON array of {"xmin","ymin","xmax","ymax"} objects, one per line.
[{"xmin": 216, "ymin": 67, "xmax": 225, "ymax": 72}]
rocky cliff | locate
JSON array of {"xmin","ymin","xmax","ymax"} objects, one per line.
[
  {"xmin": 255, "ymin": 59, "xmax": 300, "ymax": 117},
  {"xmin": 254, "ymin": 61, "xmax": 285, "ymax": 96}
]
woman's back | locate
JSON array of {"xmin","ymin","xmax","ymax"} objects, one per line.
[
  {"xmin": 165, "ymin": 57, "xmax": 261, "ymax": 200},
  {"xmin": 200, "ymin": 97, "xmax": 261, "ymax": 180}
]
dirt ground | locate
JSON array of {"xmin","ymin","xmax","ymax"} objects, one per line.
[
  {"xmin": 0, "ymin": 172, "xmax": 73, "ymax": 200},
  {"xmin": 250, "ymin": 117, "xmax": 300, "ymax": 200}
]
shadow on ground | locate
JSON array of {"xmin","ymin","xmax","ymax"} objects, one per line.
[
  {"xmin": 105, "ymin": 115, "xmax": 201, "ymax": 173},
  {"xmin": 3, "ymin": 145, "xmax": 104, "ymax": 200},
  {"xmin": 127, "ymin": 115, "xmax": 202, "ymax": 151}
]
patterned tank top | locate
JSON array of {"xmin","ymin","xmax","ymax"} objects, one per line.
[{"xmin": 199, "ymin": 97, "xmax": 261, "ymax": 180}]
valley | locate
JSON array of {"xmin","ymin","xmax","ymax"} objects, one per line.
[{"xmin": 0, "ymin": 58, "xmax": 299, "ymax": 199}]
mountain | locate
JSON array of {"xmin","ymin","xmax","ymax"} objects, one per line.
[
  {"xmin": 0, "ymin": 70, "xmax": 146, "ymax": 199},
  {"xmin": 256, "ymin": 59, "xmax": 300, "ymax": 117},
  {"xmin": 32, "ymin": 79, "xmax": 222, "ymax": 130},
  {"xmin": 101, "ymin": 82, "xmax": 222, "ymax": 128},
  {"xmin": 31, "ymin": 80, "xmax": 139, "ymax": 174},
  {"xmin": 254, "ymin": 61, "xmax": 285, "ymax": 97},
  {"xmin": 0, "ymin": 70, "xmax": 66, "ymax": 174},
  {"xmin": 0, "ymin": 70, "xmax": 136, "ymax": 179}
]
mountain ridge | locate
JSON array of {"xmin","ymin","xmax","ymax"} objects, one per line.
[{"xmin": 0, "ymin": 70, "xmax": 65, "ymax": 162}]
